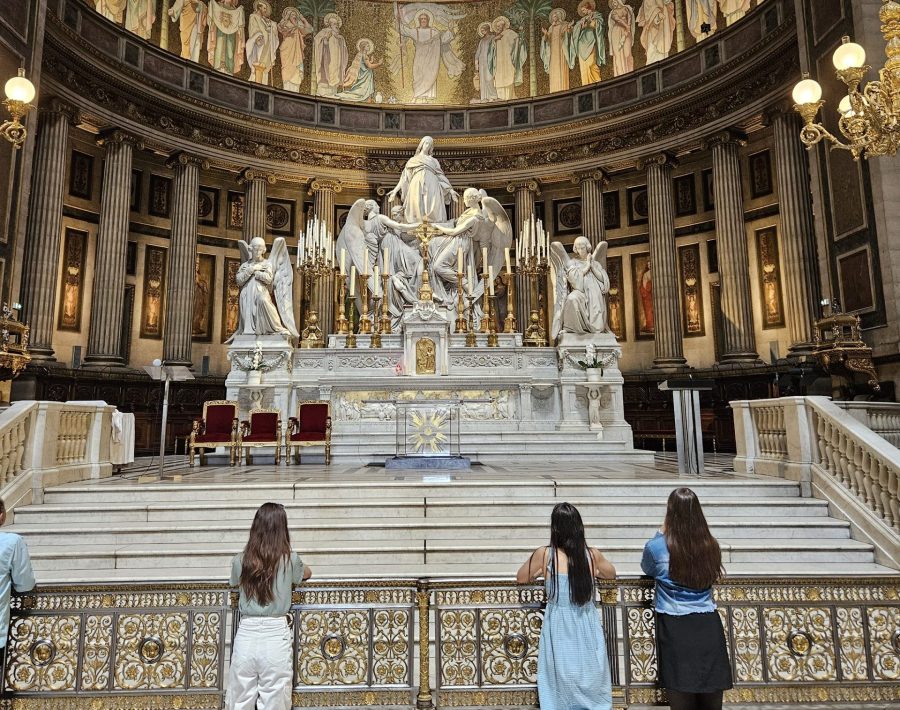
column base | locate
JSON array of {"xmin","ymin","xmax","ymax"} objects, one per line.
[
  {"xmin": 787, "ymin": 341, "xmax": 817, "ymax": 358},
  {"xmin": 162, "ymin": 359, "xmax": 193, "ymax": 368},
  {"xmin": 82, "ymin": 355, "xmax": 126, "ymax": 369},
  {"xmin": 717, "ymin": 352, "xmax": 762, "ymax": 365},
  {"xmin": 652, "ymin": 358, "xmax": 689, "ymax": 371},
  {"xmin": 28, "ymin": 347, "xmax": 56, "ymax": 363}
]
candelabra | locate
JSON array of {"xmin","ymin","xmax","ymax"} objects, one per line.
[
  {"xmin": 335, "ymin": 274, "xmax": 350, "ymax": 335},
  {"xmin": 298, "ymin": 252, "xmax": 326, "ymax": 348},
  {"xmin": 359, "ymin": 271, "xmax": 373, "ymax": 334},
  {"xmin": 522, "ymin": 255, "xmax": 548, "ymax": 347},
  {"xmin": 380, "ymin": 272, "xmax": 392, "ymax": 334},
  {"xmin": 480, "ymin": 270, "xmax": 490, "ymax": 333},
  {"xmin": 487, "ymin": 295, "xmax": 499, "ymax": 347},
  {"xmin": 371, "ymin": 293, "xmax": 383, "ymax": 349},
  {"xmin": 455, "ymin": 272, "xmax": 468, "ymax": 333},
  {"xmin": 464, "ymin": 294, "xmax": 478, "ymax": 347},
  {"xmin": 792, "ymin": 2, "xmax": 900, "ymax": 160},
  {"xmin": 345, "ymin": 292, "xmax": 357, "ymax": 349},
  {"xmin": 503, "ymin": 272, "xmax": 517, "ymax": 333}
]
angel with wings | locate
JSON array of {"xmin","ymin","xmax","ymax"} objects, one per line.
[
  {"xmin": 550, "ymin": 236, "xmax": 610, "ymax": 340},
  {"xmin": 226, "ymin": 236, "xmax": 298, "ymax": 342}
]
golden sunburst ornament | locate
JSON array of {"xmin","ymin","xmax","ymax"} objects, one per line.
[{"xmin": 408, "ymin": 410, "xmax": 448, "ymax": 454}]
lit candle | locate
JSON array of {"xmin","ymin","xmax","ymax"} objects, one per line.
[
  {"xmin": 488, "ymin": 265, "xmax": 495, "ymax": 295},
  {"xmin": 373, "ymin": 266, "xmax": 380, "ymax": 296},
  {"xmin": 340, "ymin": 249, "xmax": 346, "ymax": 276},
  {"xmin": 457, "ymin": 248, "xmax": 463, "ymax": 275},
  {"xmin": 481, "ymin": 247, "xmax": 488, "ymax": 272},
  {"xmin": 504, "ymin": 247, "xmax": 512, "ymax": 275},
  {"xmin": 383, "ymin": 247, "xmax": 390, "ymax": 274},
  {"xmin": 467, "ymin": 264, "xmax": 474, "ymax": 295}
]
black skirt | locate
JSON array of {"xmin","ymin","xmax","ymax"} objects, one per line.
[{"xmin": 656, "ymin": 611, "xmax": 733, "ymax": 694}]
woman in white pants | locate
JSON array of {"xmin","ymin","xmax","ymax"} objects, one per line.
[{"xmin": 227, "ymin": 502, "xmax": 312, "ymax": 710}]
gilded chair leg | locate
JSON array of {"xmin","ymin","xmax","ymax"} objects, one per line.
[
  {"xmin": 189, "ymin": 447, "xmax": 194, "ymax": 467},
  {"xmin": 276, "ymin": 445, "xmax": 281, "ymax": 466},
  {"xmin": 326, "ymin": 443, "xmax": 331, "ymax": 465},
  {"xmin": 228, "ymin": 447, "xmax": 234, "ymax": 467}
]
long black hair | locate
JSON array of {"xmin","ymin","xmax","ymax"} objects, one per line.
[
  {"xmin": 549, "ymin": 502, "xmax": 594, "ymax": 606},
  {"xmin": 664, "ymin": 488, "xmax": 724, "ymax": 590}
]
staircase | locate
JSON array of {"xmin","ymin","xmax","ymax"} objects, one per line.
[{"xmin": 12, "ymin": 462, "xmax": 895, "ymax": 583}]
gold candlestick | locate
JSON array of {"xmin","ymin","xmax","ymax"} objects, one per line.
[
  {"xmin": 487, "ymin": 295, "xmax": 499, "ymax": 347},
  {"xmin": 503, "ymin": 271, "xmax": 517, "ymax": 333},
  {"xmin": 380, "ymin": 272, "xmax": 392, "ymax": 334},
  {"xmin": 336, "ymin": 274, "xmax": 349, "ymax": 335},
  {"xmin": 371, "ymin": 295, "xmax": 383, "ymax": 348},
  {"xmin": 465, "ymin": 294, "xmax": 477, "ymax": 347},
  {"xmin": 455, "ymin": 272, "xmax": 467, "ymax": 333},
  {"xmin": 523, "ymin": 261, "xmax": 547, "ymax": 347},
  {"xmin": 359, "ymin": 273, "xmax": 373, "ymax": 334},
  {"xmin": 299, "ymin": 261, "xmax": 323, "ymax": 348},
  {"xmin": 480, "ymin": 270, "xmax": 490, "ymax": 333},
  {"xmin": 345, "ymin": 301, "xmax": 357, "ymax": 348}
]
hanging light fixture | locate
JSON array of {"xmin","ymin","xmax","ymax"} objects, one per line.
[
  {"xmin": 792, "ymin": 1, "xmax": 900, "ymax": 160},
  {"xmin": 1, "ymin": 68, "xmax": 36, "ymax": 149}
]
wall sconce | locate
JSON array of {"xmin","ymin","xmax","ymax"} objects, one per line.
[{"xmin": 2, "ymin": 69, "xmax": 36, "ymax": 149}]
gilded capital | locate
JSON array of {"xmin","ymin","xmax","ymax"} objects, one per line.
[
  {"xmin": 96, "ymin": 128, "xmax": 144, "ymax": 151},
  {"xmin": 40, "ymin": 98, "xmax": 80, "ymax": 126},
  {"xmin": 572, "ymin": 169, "xmax": 609, "ymax": 187},
  {"xmin": 238, "ymin": 168, "xmax": 277, "ymax": 186},
  {"xmin": 505, "ymin": 179, "xmax": 540, "ymax": 195},
  {"xmin": 309, "ymin": 178, "xmax": 343, "ymax": 194},
  {"xmin": 166, "ymin": 152, "xmax": 209, "ymax": 171},
  {"xmin": 636, "ymin": 152, "xmax": 678, "ymax": 172},
  {"xmin": 702, "ymin": 129, "xmax": 748, "ymax": 151}
]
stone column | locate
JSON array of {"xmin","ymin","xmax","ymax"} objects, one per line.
[
  {"xmin": 163, "ymin": 153, "xmax": 208, "ymax": 366},
  {"xmin": 705, "ymin": 130, "xmax": 759, "ymax": 363},
  {"xmin": 19, "ymin": 99, "xmax": 80, "ymax": 361},
  {"xmin": 376, "ymin": 185, "xmax": 393, "ymax": 216},
  {"xmin": 573, "ymin": 169, "xmax": 609, "ymax": 243},
  {"xmin": 84, "ymin": 130, "xmax": 143, "ymax": 368},
  {"xmin": 640, "ymin": 152, "xmax": 687, "ymax": 369},
  {"xmin": 506, "ymin": 179, "xmax": 540, "ymax": 234},
  {"xmin": 769, "ymin": 107, "xmax": 819, "ymax": 354},
  {"xmin": 310, "ymin": 178, "xmax": 342, "ymax": 236},
  {"xmin": 239, "ymin": 169, "xmax": 275, "ymax": 240}
]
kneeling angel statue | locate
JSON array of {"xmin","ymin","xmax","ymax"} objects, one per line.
[{"xmin": 549, "ymin": 236, "xmax": 611, "ymax": 340}]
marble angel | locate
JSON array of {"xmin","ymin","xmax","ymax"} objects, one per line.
[
  {"xmin": 549, "ymin": 236, "xmax": 610, "ymax": 340},
  {"xmin": 227, "ymin": 236, "xmax": 298, "ymax": 341},
  {"xmin": 431, "ymin": 188, "xmax": 513, "ymax": 305}
]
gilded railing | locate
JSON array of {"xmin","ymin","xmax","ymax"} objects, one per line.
[{"xmin": 4, "ymin": 577, "xmax": 899, "ymax": 708}]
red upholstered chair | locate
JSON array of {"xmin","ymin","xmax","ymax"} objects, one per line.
[
  {"xmin": 287, "ymin": 401, "xmax": 332, "ymax": 465},
  {"xmin": 240, "ymin": 409, "xmax": 282, "ymax": 465},
  {"xmin": 189, "ymin": 401, "xmax": 240, "ymax": 466}
]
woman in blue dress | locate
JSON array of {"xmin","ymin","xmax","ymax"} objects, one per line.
[{"xmin": 517, "ymin": 502, "xmax": 616, "ymax": 710}]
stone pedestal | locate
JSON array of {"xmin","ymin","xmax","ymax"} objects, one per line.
[
  {"xmin": 402, "ymin": 301, "xmax": 451, "ymax": 376},
  {"xmin": 225, "ymin": 334, "xmax": 294, "ymax": 419}
]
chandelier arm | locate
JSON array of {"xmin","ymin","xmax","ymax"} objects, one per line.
[
  {"xmin": 799, "ymin": 121, "xmax": 851, "ymax": 152},
  {"xmin": 0, "ymin": 119, "xmax": 26, "ymax": 149}
]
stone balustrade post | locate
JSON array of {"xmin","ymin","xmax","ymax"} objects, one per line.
[
  {"xmin": 639, "ymin": 153, "xmax": 687, "ymax": 369},
  {"xmin": 84, "ymin": 130, "xmax": 143, "ymax": 368},
  {"xmin": 239, "ymin": 169, "xmax": 275, "ymax": 240},
  {"xmin": 705, "ymin": 130, "xmax": 759, "ymax": 363},
  {"xmin": 163, "ymin": 152, "xmax": 208, "ymax": 366},
  {"xmin": 573, "ymin": 169, "xmax": 608, "ymax": 243},
  {"xmin": 19, "ymin": 99, "xmax": 80, "ymax": 361}
]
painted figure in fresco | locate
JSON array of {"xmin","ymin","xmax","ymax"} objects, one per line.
[
  {"xmin": 686, "ymin": 0, "xmax": 717, "ymax": 41},
  {"xmin": 208, "ymin": 0, "xmax": 246, "ymax": 76},
  {"xmin": 639, "ymin": 260, "xmax": 654, "ymax": 333},
  {"xmin": 387, "ymin": 136, "xmax": 458, "ymax": 224},
  {"xmin": 608, "ymin": 0, "xmax": 635, "ymax": 76},
  {"xmin": 228, "ymin": 237, "xmax": 298, "ymax": 341},
  {"xmin": 719, "ymin": 0, "xmax": 751, "ymax": 26},
  {"xmin": 246, "ymin": 0, "xmax": 279, "ymax": 84},
  {"xmin": 473, "ymin": 22, "xmax": 498, "ymax": 103},
  {"xmin": 193, "ymin": 258, "xmax": 210, "ymax": 336},
  {"xmin": 125, "ymin": 0, "xmax": 156, "ymax": 39},
  {"xmin": 169, "ymin": 0, "xmax": 208, "ymax": 62},
  {"xmin": 491, "ymin": 16, "xmax": 527, "ymax": 100},
  {"xmin": 637, "ymin": 0, "xmax": 676, "ymax": 65},
  {"xmin": 571, "ymin": 0, "xmax": 606, "ymax": 86},
  {"xmin": 550, "ymin": 237, "xmax": 610, "ymax": 339},
  {"xmin": 541, "ymin": 8, "xmax": 575, "ymax": 93},
  {"xmin": 96, "ymin": 0, "xmax": 127, "ymax": 24},
  {"xmin": 313, "ymin": 12, "xmax": 349, "ymax": 97},
  {"xmin": 277, "ymin": 7, "xmax": 313, "ymax": 92},
  {"xmin": 337, "ymin": 39, "xmax": 383, "ymax": 102},
  {"xmin": 394, "ymin": 7, "xmax": 465, "ymax": 103}
]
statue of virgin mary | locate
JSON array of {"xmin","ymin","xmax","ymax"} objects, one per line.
[{"xmin": 387, "ymin": 136, "xmax": 458, "ymax": 224}]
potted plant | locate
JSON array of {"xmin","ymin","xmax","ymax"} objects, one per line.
[{"xmin": 577, "ymin": 356, "xmax": 605, "ymax": 382}]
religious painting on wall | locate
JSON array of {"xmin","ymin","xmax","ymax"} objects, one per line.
[
  {"xmin": 674, "ymin": 174, "xmax": 696, "ymax": 216},
  {"xmin": 57, "ymin": 228, "xmax": 87, "ymax": 332},
  {"xmin": 266, "ymin": 198, "xmax": 295, "ymax": 235},
  {"xmin": 148, "ymin": 174, "xmax": 171, "ymax": 217},
  {"xmin": 198, "ymin": 186, "xmax": 219, "ymax": 226},
  {"xmin": 755, "ymin": 227, "xmax": 785, "ymax": 329},
  {"xmin": 603, "ymin": 191, "xmax": 620, "ymax": 230},
  {"xmin": 678, "ymin": 243, "xmax": 705, "ymax": 337},
  {"xmin": 222, "ymin": 257, "xmax": 241, "ymax": 343},
  {"xmin": 701, "ymin": 169, "xmax": 715, "ymax": 211},
  {"xmin": 631, "ymin": 252, "xmax": 654, "ymax": 340},
  {"xmin": 193, "ymin": 253, "xmax": 215, "ymax": 342},
  {"xmin": 749, "ymin": 150, "xmax": 773, "ymax": 198},
  {"xmin": 228, "ymin": 192, "xmax": 244, "ymax": 229},
  {"xmin": 838, "ymin": 247, "xmax": 876, "ymax": 314},
  {"xmin": 606, "ymin": 255, "xmax": 625, "ymax": 341},
  {"xmin": 554, "ymin": 199, "xmax": 582, "ymax": 235},
  {"xmin": 130, "ymin": 169, "xmax": 142, "ymax": 212},
  {"xmin": 69, "ymin": 150, "xmax": 93, "ymax": 199},
  {"xmin": 140, "ymin": 245, "xmax": 167, "ymax": 339},
  {"xmin": 627, "ymin": 186, "xmax": 649, "ymax": 226},
  {"xmin": 126, "ymin": 241, "xmax": 137, "ymax": 276},
  {"xmin": 335, "ymin": 205, "xmax": 352, "ymax": 232}
]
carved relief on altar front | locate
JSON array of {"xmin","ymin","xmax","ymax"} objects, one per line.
[
  {"xmin": 333, "ymin": 390, "xmax": 518, "ymax": 422},
  {"xmin": 416, "ymin": 339, "xmax": 437, "ymax": 375}
]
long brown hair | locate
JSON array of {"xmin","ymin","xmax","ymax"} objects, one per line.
[
  {"xmin": 549, "ymin": 502, "xmax": 594, "ymax": 606},
  {"xmin": 664, "ymin": 488, "xmax": 723, "ymax": 590},
  {"xmin": 240, "ymin": 502, "xmax": 292, "ymax": 606}
]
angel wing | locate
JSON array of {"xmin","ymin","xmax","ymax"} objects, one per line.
[
  {"xmin": 592, "ymin": 241, "xmax": 608, "ymax": 270},
  {"xmin": 237, "ymin": 239, "xmax": 252, "ymax": 263},
  {"xmin": 477, "ymin": 196, "xmax": 513, "ymax": 277},
  {"xmin": 336, "ymin": 199, "xmax": 369, "ymax": 282},
  {"xmin": 269, "ymin": 237, "xmax": 299, "ymax": 337},
  {"xmin": 549, "ymin": 241, "xmax": 572, "ymax": 342}
]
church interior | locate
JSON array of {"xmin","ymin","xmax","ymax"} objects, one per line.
[{"xmin": 0, "ymin": 0, "xmax": 898, "ymax": 707}]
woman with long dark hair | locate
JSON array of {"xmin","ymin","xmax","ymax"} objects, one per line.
[
  {"xmin": 641, "ymin": 488, "xmax": 732, "ymax": 710},
  {"xmin": 227, "ymin": 502, "xmax": 311, "ymax": 710},
  {"xmin": 517, "ymin": 502, "xmax": 616, "ymax": 710}
]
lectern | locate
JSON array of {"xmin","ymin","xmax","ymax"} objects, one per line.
[
  {"xmin": 658, "ymin": 377, "xmax": 714, "ymax": 475},
  {"xmin": 144, "ymin": 360, "xmax": 194, "ymax": 479}
]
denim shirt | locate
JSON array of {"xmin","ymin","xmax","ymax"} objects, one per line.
[{"xmin": 641, "ymin": 531, "xmax": 716, "ymax": 616}]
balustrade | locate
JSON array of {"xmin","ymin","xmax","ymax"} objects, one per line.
[
  {"xmin": 56, "ymin": 409, "xmax": 91, "ymax": 464},
  {"xmin": 0, "ymin": 406, "xmax": 31, "ymax": 487}
]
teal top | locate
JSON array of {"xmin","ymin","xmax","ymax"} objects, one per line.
[{"xmin": 230, "ymin": 551, "xmax": 304, "ymax": 617}]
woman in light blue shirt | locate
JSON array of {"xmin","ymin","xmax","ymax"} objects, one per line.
[{"xmin": 641, "ymin": 488, "xmax": 732, "ymax": 710}]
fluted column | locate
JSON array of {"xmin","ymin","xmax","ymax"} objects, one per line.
[
  {"xmin": 506, "ymin": 179, "xmax": 540, "ymax": 234},
  {"xmin": 574, "ymin": 169, "xmax": 609, "ymax": 243},
  {"xmin": 163, "ymin": 153, "xmax": 208, "ymax": 366},
  {"xmin": 19, "ymin": 99, "xmax": 80, "ymax": 361},
  {"xmin": 310, "ymin": 178, "xmax": 342, "ymax": 235},
  {"xmin": 239, "ymin": 169, "xmax": 275, "ymax": 240},
  {"xmin": 769, "ymin": 106, "xmax": 819, "ymax": 354},
  {"xmin": 706, "ymin": 130, "xmax": 759, "ymax": 363},
  {"xmin": 84, "ymin": 130, "xmax": 143, "ymax": 368},
  {"xmin": 376, "ymin": 185, "xmax": 393, "ymax": 216},
  {"xmin": 640, "ymin": 153, "xmax": 687, "ymax": 369}
]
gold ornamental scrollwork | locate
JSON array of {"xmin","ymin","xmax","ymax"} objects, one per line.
[
  {"xmin": 6, "ymin": 615, "xmax": 79, "ymax": 692},
  {"xmin": 479, "ymin": 609, "xmax": 541, "ymax": 685},
  {"xmin": 764, "ymin": 607, "xmax": 837, "ymax": 682},
  {"xmin": 296, "ymin": 610, "xmax": 369, "ymax": 685},
  {"xmin": 114, "ymin": 612, "xmax": 189, "ymax": 690}
]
